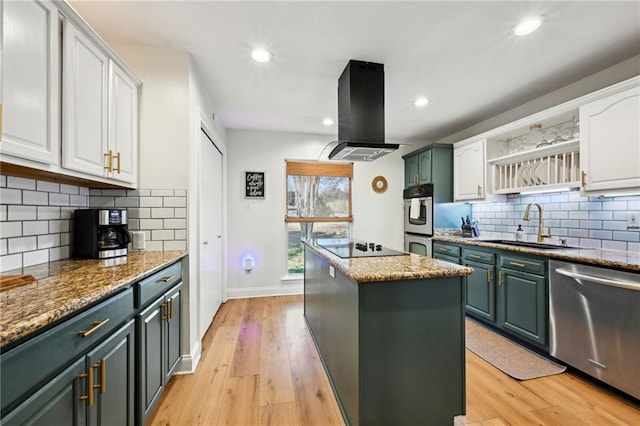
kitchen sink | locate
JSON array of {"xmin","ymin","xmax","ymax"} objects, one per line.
[{"xmin": 480, "ymin": 239, "xmax": 580, "ymax": 250}]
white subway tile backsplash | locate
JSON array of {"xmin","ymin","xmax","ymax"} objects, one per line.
[
  {"xmin": 61, "ymin": 207, "xmax": 76, "ymax": 219},
  {"xmin": 164, "ymin": 240, "xmax": 186, "ymax": 250},
  {"xmin": 602, "ymin": 221, "xmax": 627, "ymax": 231},
  {"xmin": 89, "ymin": 197, "xmax": 115, "ymax": 207},
  {"xmin": 580, "ymin": 201, "xmax": 601, "ymax": 210},
  {"xmin": 0, "ymin": 176, "xmax": 6, "ymax": 187},
  {"xmin": 568, "ymin": 228, "xmax": 589, "ymax": 238},
  {"xmin": 151, "ymin": 230, "xmax": 174, "ymax": 241},
  {"xmin": 23, "ymin": 221, "xmax": 49, "ymax": 236},
  {"xmin": 175, "ymin": 190, "xmax": 186, "ymax": 196},
  {"xmin": 128, "ymin": 208, "xmax": 150, "ymax": 219},
  {"xmin": 37, "ymin": 180, "xmax": 60, "ymax": 193},
  {"xmin": 50, "ymin": 246, "xmax": 69, "ymax": 261},
  {"xmin": 0, "ymin": 239, "xmax": 6, "ymax": 256},
  {"xmin": 560, "ymin": 202, "xmax": 579, "ymax": 211},
  {"xmin": 139, "ymin": 219, "xmax": 163, "ymax": 230},
  {"xmin": 589, "ymin": 211, "xmax": 613, "ymax": 220},
  {"xmin": 579, "ymin": 238, "xmax": 602, "ymax": 249},
  {"xmin": 1, "ymin": 222, "xmax": 22, "ymax": 238},
  {"xmin": 101, "ymin": 189, "xmax": 127, "ymax": 196},
  {"xmin": 23, "ymin": 191, "xmax": 49, "ymax": 205},
  {"xmin": 175, "ymin": 230, "xmax": 186, "ymax": 240},
  {"xmin": 1, "ymin": 188, "xmax": 22, "ymax": 204},
  {"xmin": 9, "ymin": 236, "xmax": 38, "ymax": 253},
  {"xmin": 579, "ymin": 220, "xmax": 601, "ymax": 229},
  {"xmin": 49, "ymin": 220, "xmax": 70, "ymax": 233},
  {"xmin": 151, "ymin": 208, "xmax": 174, "ymax": 219},
  {"xmin": 612, "ymin": 231, "xmax": 640, "ymax": 242},
  {"xmin": 38, "ymin": 234, "xmax": 60, "ymax": 249},
  {"xmin": 568, "ymin": 211, "xmax": 589, "ymax": 220},
  {"xmin": 7, "ymin": 176, "xmax": 36, "ymax": 190},
  {"xmin": 0, "ymin": 206, "xmax": 6, "ymax": 221},
  {"xmin": 589, "ymin": 230, "xmax": 612, "ymax": 240},
  {"xmin": 145, "ymin": 241, "xmax": 164, "ymax": 251},
  {"xmin": 61, "ymin": 233, "xmax": 71, "ymax": 245},
  {"xmin": 602, "ymin": 201, "xmax": 627, "ymax": 211},
  {"xmin": 164, "ymin": 197, "xmax": 186, "ymax": 207},
  {"xmin": 126, "ymin": 189, "xmax": 150, "ymax": 196},
  {"xmin": 602, "ymin": 240, "xmax": 628, "ymax": 251},
  {"xmin": 79, "ymin": 187, "xmax": 90, "ymax": 196},
  {"xmin": 1, "ymin": 254, "xmax": 23, "ymax": 272},
  {"xmin": 60, "ymin": 184, "xmax": 80, "ymax": 195},
  {"xmin": 49, "ymin": 193, "xmax": 70, "ymax": 206},
  {"xmin": 9, "ymin": 205, "xmax": 36, "ymax": 221},
  {"xmin": 70, "ymin": 195, "xmax": 88, "ymax": 207},
  {"xmin": 114, "ymin": 197, "xmax": 139, "ymax": 208},
  {"xmin": 627, "ymin": 242, "xmax": 640, "ymax": 253},
  {"xmin": 151, "ymin": 190, "xmax": 174, "ymax": 197},
  {"xmin": 139, "ymin": 197, "xmax": 163, "ymax": 207},
  {"xmin": 89, "ymin": 189, "xmax": 103, "ymax": 195},
  {"xmin": 550, "ymin": 211, "xmax": 568, "ymax": 219},
  {"xmin": 23, "ymin": 249, "xmax": 49, "ymax": 267},
  {"xmin": 128, "ymin": 219, "xmax": 140, "ymax": 230},
  {"xmin": 38, "ymin": 206, "xmax": 60, "ymax": 220}
]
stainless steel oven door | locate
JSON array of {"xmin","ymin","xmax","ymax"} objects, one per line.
[
  {"xmin": 403, "ymin": 197, "xmax": 433, "ymax": 235},
  {"xmin": 404, "ymin": 234, "xmax": 432, "ymax": 257}
]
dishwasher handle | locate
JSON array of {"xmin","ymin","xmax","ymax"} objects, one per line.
[{"xmin": 554, "ymin": 268, "xmax": 640, "ymax": 291}]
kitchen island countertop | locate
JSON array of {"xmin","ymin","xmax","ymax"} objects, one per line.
[
  {"xmin": 433, "ymin": 235, "xmax": 640, "ymax": 272},
  {"xmin": 303, "ymin": 239, "xmax": 473, "ymax": 283},
  {"xmin": 0, "ymin": 250, "xmax": 187, "ymax": 349}
]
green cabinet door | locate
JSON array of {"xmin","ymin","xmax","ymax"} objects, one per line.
[
  {"xmin": 138, "ymin": 297, "xmax": 165, "ymax": 422},
  {"xmin": 463, "ymin": 259, "xmax": 496, "ymax": 322},
  {"xmin": 417, "ymin": 149, "xmax": 432, "ymax": 184},
  {"xmin": 498, "ymin": 267, "xmax": 547, "ymax": 346},
  {"xmin": 87, "ymin": 320, "xmax": 135, "ymax": 426},
  {"xmin": 165, "ymin": 286, "xmax": 182, "ymax": 382},
  {"xmin": 404, "ymin": 154, "xmax": 419, "ymax": 187},
  {"xmin": 434, "ymin": 253, "xmax": 460, "ymax": 264},
  {"xmin": 2, "ymin": 358, "xmax": 87, "ymax": 426}
]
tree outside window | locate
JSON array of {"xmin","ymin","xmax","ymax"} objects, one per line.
[{"xmin": 285, "ymin": 161, "xmax": 353, "ymax": 274}]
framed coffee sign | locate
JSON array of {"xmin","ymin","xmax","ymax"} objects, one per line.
[{"xmin": 245, "ymin": 171, "xmax": 265, "ymax": 198}]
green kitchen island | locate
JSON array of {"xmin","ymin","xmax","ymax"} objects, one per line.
[{"xmin": 303, "ymin": 240, "xmax": 473, "ymax": 426}]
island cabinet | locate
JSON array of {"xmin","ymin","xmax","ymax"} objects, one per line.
[
  {"xmin": 0, "ymin": 288, "xmax": 136, "ymax": 426},
  {"xmin": 135, "ymin": 261, "xmax": 183, "ymax": 425},
  {"xmin": 304, "ymin": 246, "xmax": 466, "ymax": 425}
]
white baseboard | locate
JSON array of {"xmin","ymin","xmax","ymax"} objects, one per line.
[
  {"xmin": 175, "ymin": 340, "xmax": 202, "ymax": 375},
  {"xmin": 226, "ymin": 283, "xmax": 303, "ymax": 299}
]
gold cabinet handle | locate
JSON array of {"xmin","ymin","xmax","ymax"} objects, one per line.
[
  {"xmin": 168, "ymin": 298, "xmax": 173, "ymax": 321},
  {"xmin": 581, "ymin": 171, "xmax": 586, "ymax": 187},
  {"xmin": 469, "ymin": 254, "xmax": 482, "ymax": 259},
  {"xmin": 509, "ymin": 261, "xmax": 526, "ymax": 268},
  {"xmin": 104, "ymin": 150, "xmax": 113, "ymax": 172},
  {"xmin": 79, "ymin": 318, "xmax": 110, "ymax": 338},
  {"xmin": 477, "ymin": 184, "xmax": 482, "ymax": 196},
  {"xmin": 114, "ymin": 152, "xmax": 121, "ymax": 173},
  {"xmin": 162, "ymin": 302, "xmax": 169, "ymax": 321},
  {"xmin": 498, "ymin": 271, "xmax": 504, "ymax": 286},
  {"xmin": 94, "ymin": 359, "xmax": 106, "ymax": 394},
  {"xmin": 80, "ymin": 367, "xmax": 94, "ymax": 406},
  {"xmin": 440, "ymin": 248, "xmax": 450, "ymax": 253},
  {"xmin": 487, "ymin": 269, "xmax": 492, "ymax": 283},
  {"xmin": 158, "ymin": 275, "xmax": 175, "ymax": 283}
]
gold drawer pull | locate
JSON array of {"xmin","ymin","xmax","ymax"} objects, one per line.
[
  {"xmin": 581, "ymin": 171, "xmax": 586, "ymax": 187},
  {"xmin": 499, "ymin": 271, "xmax": 504, "ymax": 286},
  {"xmin": 80, "ymin": 367, "xmax": 94, "ymax": 406},
  {"xmin": 162, "ymin": 302, "xmax": 169, "ymax": 321},
  {"xmin": 104, "ymin": 150, "xmax": 113, "ymax": 172},
  {"xmin": 93, "ymin": 359, "xmax": 106, "ymax": 394},
  {"xmin": 79, "ymin": 318, "xmax": 110, "ymax": 338},
  {"xmin": 159, "ymin": 275, "xmax": 175, "ymax": 283},
  {"xmin": 440, "ymin": 248, "xmax": 450, "ymax": 253},
  {"xmin": 487, "ymin": 269, "xmax": 492, "ymax": 283},
  {"xmin": 509, "ymin": 261, "xmax": 527, "ymax": 268},
  {"xmin": 469, "ymin": 254, "xmax": 482, "ymax": 259}
]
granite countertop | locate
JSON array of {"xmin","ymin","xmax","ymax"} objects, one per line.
[
  {"xmin": 433, "ymin": 236, "xmax": 640, "ymax": 272},
  {"xmin": 0, "ymin": 250, "xmax": 188, "ymax": 349},
  {"xmin": 303, "ymin": 240, "xmax": 473, "ymax": 283}
]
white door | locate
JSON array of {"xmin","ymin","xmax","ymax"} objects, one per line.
[
  {"xmin": 454, "ymin": 139, "xmax": 486, "ymax": 201},
  {"xmin": 198, "ymin": 129, "xmax": 223, "ymax": 340},
  {"xmin": 108, "ymin": 63, "xmax": 138, "ymax": 185}
]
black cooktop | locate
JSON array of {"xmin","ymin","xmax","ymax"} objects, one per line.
[{"xmin": 316, "ymin": 238, "xmax": 407, "ymax": 258}]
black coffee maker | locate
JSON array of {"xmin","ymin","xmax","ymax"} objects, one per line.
[{"xmin": 73, "ymin": 209, "xmax": 131, "ymax": 259}]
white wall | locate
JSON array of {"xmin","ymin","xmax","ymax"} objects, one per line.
[{"xmin": 226, "ymin": 129, "xmax": 405, "ymax": 298}]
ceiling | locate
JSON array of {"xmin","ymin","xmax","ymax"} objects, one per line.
[{"xmin": 69, "ymin": 1, "xmax": 640, "ymax": 143}]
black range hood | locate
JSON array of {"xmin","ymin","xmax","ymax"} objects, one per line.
[{"xmin": 328, "ymin": 60, "xmax": 399, "ymax": 162}]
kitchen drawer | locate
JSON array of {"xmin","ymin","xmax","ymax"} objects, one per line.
[
  {"xmin": 433, "ymin": 242, "xmax": 461, "ymax": 257},
  {"xmin": 499, "ymin": 254, "xmax": 546, "ymax": 276},
  {"xmin": 0, "ymin": 287, "xmax": 134, "ymax": 412},
  {"xmin": 462, "ymin": 248, "xmax": 494, "ymax": 264},
  {"xmin": 136, "ymin": 261, "xmax": 182, "ymax": 308}
]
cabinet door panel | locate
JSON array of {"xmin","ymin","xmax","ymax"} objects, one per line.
[
  {"xmin": 87, "ymin": 320, "xmax": 135, "ymax": 426},
  {"xmin": 137, "ymin": 299, "xmax": 165, "ymax": 419},
  {"xmin": 464, "ymin": 260, "xmax": 496, "ymax": 322},
  {"xmin": 417, "ymin": 150, "xmax": 432, "ymax": 184},
  {"xmin": 2, "ymin": 358, "xmax": 86, "ymax": 426},
  {"xmin": 109, "ymin": 63, "xmax": 138, "ymax": 184},
  {"xmin": 404, "ymin": 155, "xmax": 419, "ymax": 187},
  {"xmin": 1, "ymin": 0, "xmax": 60, "ymax": 164},
  {"xmin": 499, "ymin": 268, "xmax": 547, "ymax": 346},
  {"xmin": 580, "ymin": 87, "xmax": 640, "ymax": 193},
  {"xmin": 62, "ymin": 20, "xmax": 109, "ymax": 177},
  {"xmin": 454, "ymin": 139, "xmax": 485, "ymax": 200},
  {"xmin": 165, "ymin": 287, "xmax": 182, "ymax": 381}
]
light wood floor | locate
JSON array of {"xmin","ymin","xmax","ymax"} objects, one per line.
[{"xmin": 148, "ymin": 295, "xmax": 640, "ymax": 426}]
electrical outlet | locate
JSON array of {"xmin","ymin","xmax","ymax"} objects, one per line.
[
  {"xmin": 627, "ymin": 212, "xmax": 640, "ymax": 230},
  {"xmin": 131, "ymin": 231, "xmax": 146, "ymax": 250}
]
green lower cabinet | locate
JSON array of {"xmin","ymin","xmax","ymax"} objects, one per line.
[
  {"xmin": 434, "ymin": 253, "xmax": 460, "ymax": 264},
  {"xmin": 3, "ymin": 320, "xmax": 135, "ymax": 426},
  {"xmin": 498, "ymin": 267, "xmax": 547, "ymax": 347},
  {"xmin": 2, "ymin": 358, "xmax": 87, "ymax": 426},
  {"xmin": 137, "ymin": 283, "xmax": 182, "ymax": 425},
  {"xmin": 464, "ymin": 259, "xmax": 496, "ymax": 322}
]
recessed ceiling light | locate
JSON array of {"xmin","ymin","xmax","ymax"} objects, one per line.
[
  {"xmin": 251, "ymin": 47, "xmax": 272, "ymax": 63},
  {"xmin": 414, "ymin": 97, "xmax": 429, "ymax": 107},
  {"xmin": 513, "ymin": 17, "xmax": 542, "ymax": 36},
  {"xmin": 322, "ymin": 118, "xmax": 334, "ymax": 126}
]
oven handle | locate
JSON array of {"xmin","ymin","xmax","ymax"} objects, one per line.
[{"xmin": 554, "ymin": 268, "xmax": 640, "ymax": 291}]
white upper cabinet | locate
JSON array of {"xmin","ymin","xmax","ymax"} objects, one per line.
[
  {"xmin": 454, "ymin": 139, "xmax": 486, "ymax": 201},
  {"xmin": 108, "ymin": 63, "xmax": 138, "ymax": 185},
  {"xmin": 62, "ymin": 20, "xmax": 109, "ymax": 177},
  {"xmin": 580, "ymin": 86, "xmax": 640, "ymax": 195},
  {"xmin": 1, "ymin": 0, "xmax": 60, "ymax": 164}
]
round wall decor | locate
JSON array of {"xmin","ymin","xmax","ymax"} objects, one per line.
[{"xmin": 371, "ymin": 175, "xmax": 388, "ymax": 193}]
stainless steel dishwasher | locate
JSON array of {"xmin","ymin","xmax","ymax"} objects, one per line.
[{"xmin": 549, "ymin": 260, "xmax": 640, "ymax": 399}]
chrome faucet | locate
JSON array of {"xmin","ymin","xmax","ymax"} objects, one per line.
[{"xmin": 523, "ymin": 203, "xmax": 549, "ymax": 243}]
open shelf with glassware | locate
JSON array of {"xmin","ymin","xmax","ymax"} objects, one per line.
[{"xmin": 488, "ymin": 139, "xmax": 580, "ymax": 193}]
